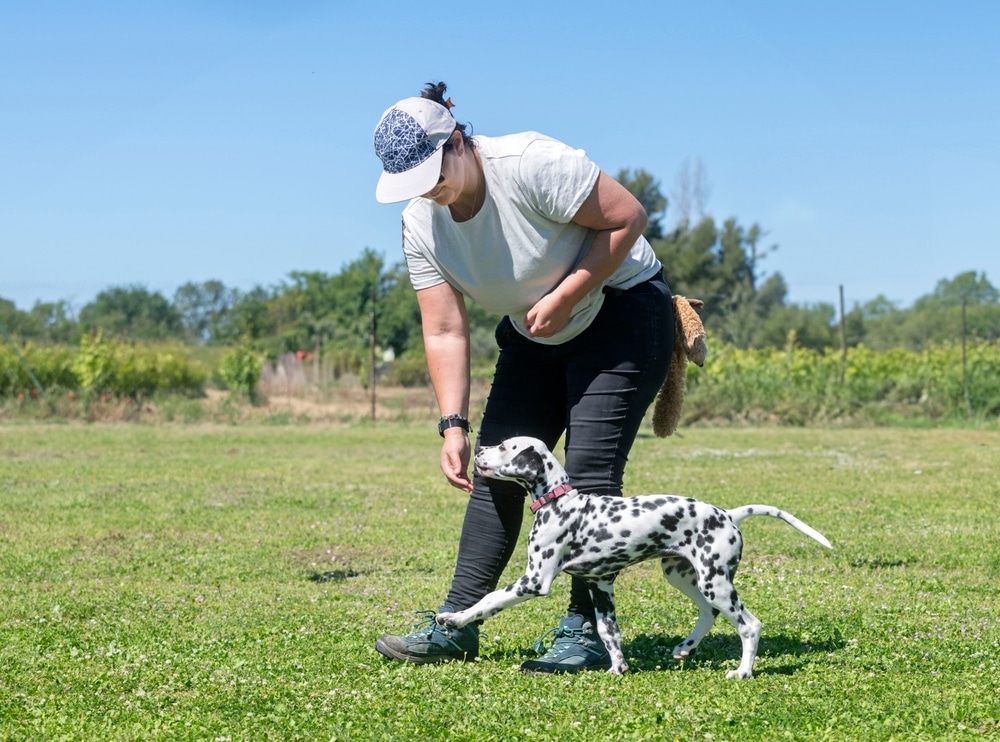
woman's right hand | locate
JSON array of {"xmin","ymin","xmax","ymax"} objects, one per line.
[{"xmin": 440, "ymin": 431, "xmax": 474, "ymax": 492}]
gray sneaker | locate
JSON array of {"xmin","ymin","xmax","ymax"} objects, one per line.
[
  {"xmin": 520, "ymin": 615, "xmax": 612, "ymax": 674},
  {"xmin": 375, "ymin": 609, "xmax": 479, "ymax": 664}
]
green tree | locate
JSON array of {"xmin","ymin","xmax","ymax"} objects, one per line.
[
  {"xmin": 29, "ymin": 300, "xmax": 78, "ymax": 344},
  {"xmin": 616, "ymin": 168, "xmax": 667, "ymax": 240},
  {"xmin": 219, "ymin": 286, "xmax": 276, "ymax": 345},
  {"xmin": 758, "ymin": 302, "xmax": 837, "ymax": 349},
  {"xmin": 0, "ymin": 298, "xmax": 79, "ymax": 344},
  {"xmin": 377, "ymin": 262, "xmax": 422, "ymax": 357},
  {"xmin": 915, "ymin": 270, "xmax": 999, "ymax": 308},
  {"xmin": 653, "ymin": 217, "xmax": 720, "ymax": 300},
  {"xmin": 0, "ymin": 298, "xmax": 41, "ymax": 340},
  {"xmin": 173, "ymin": 280, "xmax": 239, "ymax": 344},
  {"xmin": 860, "ymin": 274, "xmax": 1000, "ymax": 350},
  {"xmin": 251, "ymin": 249, "xmax": 424, "ymax": 368},
  {"xmin": 278, "ymin": 250, "xmax": 383, "ymax": 355},
  {"xmin": 78, "ymin": 285, "xmax": 183, "ymax": 341},
  {"xmin": 651, "ymin": 216, "xmax": 782, "ymax": 348}
]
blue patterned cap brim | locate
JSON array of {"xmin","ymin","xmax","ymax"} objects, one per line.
[{"xmin": 374, "ymin": 97, "xmax": 456, "ymax": 203}]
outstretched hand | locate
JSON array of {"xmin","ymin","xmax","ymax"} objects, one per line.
[{"xmin": 440, "ymin": 433, "xmax": 473, "ymax": 492}]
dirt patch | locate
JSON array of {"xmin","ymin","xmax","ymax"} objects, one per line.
[
  {"xmin": 250, "ymin": 380, "xmax": 490, "ymax": 424},
  {"xmin": 0, "ymin": 382, "xmax": 491, "ymax": 425},
  {"xmin": 258, "ymin": 386, "xmax": 439, "ymax": 423}
]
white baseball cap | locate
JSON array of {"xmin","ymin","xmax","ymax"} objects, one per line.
[{"xmin": 373, "ymin": 97, "xmax": 457, "ymax": 203}]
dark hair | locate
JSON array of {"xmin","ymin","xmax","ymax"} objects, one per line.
[{"xmin": 421, "ymin": 81, "xmax": 474, "ymax": 150}]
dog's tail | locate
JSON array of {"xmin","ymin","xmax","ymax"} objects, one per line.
[{"xmin": 726, "ymin": 505, "xmax": 832, "ymax": 549}]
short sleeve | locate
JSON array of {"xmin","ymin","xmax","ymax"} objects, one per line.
[
  {"xmin": 401, "ymin": 214, "xmax": 446, "ymax": 291},
  {"xmin": 515, "ymin": 137, "xmax": 601, "ymax": 223}
]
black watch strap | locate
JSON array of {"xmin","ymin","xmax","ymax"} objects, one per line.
[{"xmin": 438, "ymin": 414, "xmax": 471, "ymax": 437}]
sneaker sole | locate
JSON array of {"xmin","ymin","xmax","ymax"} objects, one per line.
[{"xmin": 375, "ymin": 637, "xmax": 477, "ymax": 665}]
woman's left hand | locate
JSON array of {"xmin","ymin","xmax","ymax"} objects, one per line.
[
  {"xmin": 524, "ymin": 171, "xmax": 648, "ymax": 339},
  {"xmin": 524, "ymin": 293, "xmax": 572, "ymax": 338}
]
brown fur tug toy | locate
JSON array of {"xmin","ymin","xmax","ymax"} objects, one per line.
[{"xmin": 652, "ymin": 296, "xmax": 708, "ymax": 437}]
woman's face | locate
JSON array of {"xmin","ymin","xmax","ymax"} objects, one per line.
[{"xmin": 421, "ymin": 134, "xmax": 464, "ymax": 205}]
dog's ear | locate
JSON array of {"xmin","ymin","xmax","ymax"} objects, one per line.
[{"xmin": 509, "ymin": 446, "xmax": 545, "ymax": 480}]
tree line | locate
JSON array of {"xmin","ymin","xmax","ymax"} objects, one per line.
[{"xmin": 3, "ymin": 170, "xmax": 997, "ymax": 374}]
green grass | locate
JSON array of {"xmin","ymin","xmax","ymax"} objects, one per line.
[{"xmin": 1, "ymin": 424, "xmax": 998, "ymax": 741}]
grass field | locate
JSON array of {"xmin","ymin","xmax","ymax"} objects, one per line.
[{"xmin": 1, "ymin": 423, "xmax": 998, "ymax": 741}]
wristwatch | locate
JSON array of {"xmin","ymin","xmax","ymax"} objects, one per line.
[{"xmin": 438, "ymin": 414, "xmax": 472, "ymax": 437}]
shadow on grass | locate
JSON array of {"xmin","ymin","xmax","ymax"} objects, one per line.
[
  {"xmin": 623, "ymin": 629, "xmax": 846, "ymax": 674},
  {"xmin": 849, "ymin": 555, "xmax": 918, "ymax": 569},
  {"xmin": 308, "ymin": 569, "xmax": 362, "ymax": 582},
  {"xmin": 478, "ymin": 629, "xmax": 846, "ymax": 676}
]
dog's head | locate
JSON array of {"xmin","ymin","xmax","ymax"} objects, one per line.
[{"xmin": 474, "ymin": 436, "xmax": 552, "ymax": 491}]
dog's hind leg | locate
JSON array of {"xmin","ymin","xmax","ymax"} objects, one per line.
[
  {"xmin": 587, "ymin": 577, "xmax": 628, "ymax": 674},
  {"xmin": 699, "ymin": 570, "xmax": 762, "ymax": 679},
  {"xmin": 716, "ymin": 595, "xmax": 761, "ymax": 679},
  {"xmin": 661, "ymin": 556, "xmax": 720, "ymax": 659}
]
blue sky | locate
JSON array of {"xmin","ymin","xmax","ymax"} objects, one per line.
[{"xmin": 2, "ymin": 1, "xmax": 997, "ymax": 315}]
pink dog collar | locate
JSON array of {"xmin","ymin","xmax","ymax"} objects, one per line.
[{"xmin": 530, "ymin": 483, "xmax": 574, "ymax": 513}]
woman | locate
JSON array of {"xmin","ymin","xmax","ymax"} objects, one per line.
[{"xmin": 372, "ymin": 82, "xmax": 674, "ymax": 673}]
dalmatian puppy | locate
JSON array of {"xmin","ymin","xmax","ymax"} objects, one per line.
[{"xmin": 436, "ymin": 436, "xmax": 831, "ymax": 678}]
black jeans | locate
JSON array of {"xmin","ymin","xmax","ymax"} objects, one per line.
[{"xmin": 444, "ymin": 274, "xmax": 675, "ymax": 620}]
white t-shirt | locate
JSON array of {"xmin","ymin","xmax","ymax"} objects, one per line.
[{"xmin": 401, "ymin": 132, "xmax": 662, "ymax": 345}]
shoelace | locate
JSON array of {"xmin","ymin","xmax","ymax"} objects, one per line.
[
  {"xmin": 531, "ymin": 624, "xmax": 590, "ymax": 655},
  {"xmin": 405, "ymin": 609, "xmax": 446, "ymax": 638}
]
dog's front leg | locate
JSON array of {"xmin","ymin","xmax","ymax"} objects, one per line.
[
  {"xmin": 437, "ymin": 563, "xmax": 560, "ymax": 629},
  {"xmin": 436, "ymin": 583, "xmax": 532, "ymax": 629},
  {"xmin": 588, "ymin": 577, "xmax": 628, "ymax": 674}
]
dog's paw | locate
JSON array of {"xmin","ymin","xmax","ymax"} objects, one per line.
[
  {"xmin": 435, "ymin": 612, "xmax": 458, "ymax": 627},
  {"xmin": 725, "ymin": 668, "xmax": 754, "ymax": 680},
  {"xmin": 672, "ymin": 642, "xmax": 697, "ymax": 660}
]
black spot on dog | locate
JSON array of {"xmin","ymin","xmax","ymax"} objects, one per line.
[
  {"xmin": 593, "ymin": 527, "xmax": 614, "ymax": 542},
  {"xmin": 660, "ymin": 514, "xmax": 681, "ymax": 532}
]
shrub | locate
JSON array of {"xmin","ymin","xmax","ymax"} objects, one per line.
[
  {"xmin": 0, "ymin": 332, "xmax": 205, "ymax": 400},
  {"xmin": 685, "ymin": 338, "xmax": 1000, "ymax": 424},
  {"xmin": 385, "ymin": 353, "xmax": 430, "ymax": 388},
  {"xmin": 218, "ymin": 345, "xmax": 264, "ymax": 401},
  {"xmin": 70, "ymin": 332, "xmax": 206, "ymax": 400},
  {"xmin": 0, "ymin": 342, "xmax": 76, "ymax": 396}
]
